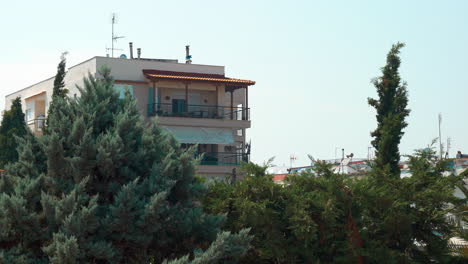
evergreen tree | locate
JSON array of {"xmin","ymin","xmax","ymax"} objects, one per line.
[
  {"xmin": 0, "ymin": 68, "xmax": 250, "ymax": 263},
  {"xmin": 0, "ymin": 97, "xmax": 27, "ymax": 167},
  {"xmin": 52, "ymin": 52, "xmax": 68, "ymax": 99},
  {"xmin": 45, "ymin": 52, "xmax": 69, "ymax": 131},
  {"xmin": 355, "ymin": 147, "xmax": 464, "ymax": 263},
  {"xmin": 368, "ymin": 42, "xmax": 410, "ymax": 176},
  {"xmin": 204, "ymin": 162, "xmax": 359, "ymax": 263},
  {"xmin": 205, "ymin": 157, "xmax": 464, "ymax": 263}
]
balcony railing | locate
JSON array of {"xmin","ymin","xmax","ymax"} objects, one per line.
[
  {"xmin": 197, "ymin": 152, "xmax": 249, "ymax": 166},
  {"xmin": 27, "ymin": 118, "xmax": 46, "ymax": 134},
  {"xmin": 148, "ymin": 103, "xmax": 250, "ymax": 121}
]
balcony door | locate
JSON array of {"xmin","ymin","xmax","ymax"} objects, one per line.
[{"xmin": 172, "ymin": 99, "xmax": 186, "ymax": 114}]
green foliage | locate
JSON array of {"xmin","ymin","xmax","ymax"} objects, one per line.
[
  {"xmin": 0, "ymin": 67, "xmax": 250, "ymax": 263},
  {"xmin": 52, "ymin": 52, "xmax": 68, "ymax": 99},
  {"xmin": 204, "ymin": 151, "xmax": 465, "ymax": 263},
  {"xmin": 368, "ymin": 42, "xmax": 410, "ymax": 176},
  {"xmin": 45, "ymin": 52, "xmax": 69, "ymax": 131},
  {"xmin": 354, "ymin": 147, "xmax": 463, "ymax": 263},
  {"xmin": 0, "ymin": 97, "xmax": 27, "ymax": 167},
  {"xmin": 163, "ymin": 229, "xmax": 252, "ymax": 264},
  {"xmin": 204, "ymin": 162, "xmax": 361, "ymax": 263}
]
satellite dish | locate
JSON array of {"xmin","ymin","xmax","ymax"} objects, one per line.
[{"xmin": 119, "ymin": 54, "xmax": 127, "ymax": 59}]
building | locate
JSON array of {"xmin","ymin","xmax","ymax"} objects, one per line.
[{"xmin": 4, "ymin": 54, "xmax": 255, "ymax": 178}]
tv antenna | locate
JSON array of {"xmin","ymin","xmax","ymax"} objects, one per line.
[
  {"xmin": 110, "ymin": 13, "xmax": 125, "ymax": 57},
  {"xmin": 438, "ymin": 113, "xmax": 443, "ymax": 160},
  {"xmin": 289, "ymin": 154, "xmax": 297, "ymax": 168}
]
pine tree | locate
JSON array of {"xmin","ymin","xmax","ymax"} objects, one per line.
[
  {"xmin": 368, "ymin": 42, "xmax": 410, "ymax": 176},
  {"xmin": 0, "ymin": 67, "xmax": 250, "ymax": 263},
  {"xmin": 0, "ymin": 97, "xmax": 28, "ymax": 167}
]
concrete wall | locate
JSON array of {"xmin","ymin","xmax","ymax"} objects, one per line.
[
  {"xmin": 96, "ymin": 57, "xmax": 224, "ymax": 82},
  {"xmin": 5, "ymin": 57, "xmax": 97, "ymax": 113},
  {"xmin": 5, "ymin": 78, "xmax": 53, "ymax": 113},
  {"xmin": 65, "ymin": 57, "xmax": 98, "ymax": 100},
  {"xmin": 224, "ymin": 88, "xmax": 247, "ymax": 108}
]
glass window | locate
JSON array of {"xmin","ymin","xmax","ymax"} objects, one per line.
[
  {"xmin": 113, "ymin": 84, "xmax": 134, "ymax": 99},
  {"xmin": 25, "ymin": 109, "xmax": 33, "ymax": 121}
]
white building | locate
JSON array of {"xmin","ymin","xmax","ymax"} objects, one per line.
[{"xmin": 4, "ymin": 54, "xmax": 255, "ymax": 178}]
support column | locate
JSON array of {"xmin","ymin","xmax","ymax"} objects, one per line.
[
  {"xmin": 185, "ymin": 82, "xmax": 189, "ymax": 112},
  {"xmin": 245, "ymin": 86, "xmax": 249, "ymax": 120},
  {"xmin": 151, "ymin": 81, "xmax": 156, "ymax": 115},
  {"xmin": 215, "ymin": 84, "xmax": 219, "ymax": 118},
  {"xmin": 230, "ymin": 89, "xmax": 234, "ymax": 120}
]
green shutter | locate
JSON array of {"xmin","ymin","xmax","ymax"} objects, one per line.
[{"xmin": 148, "ymin": 87, "xmax": 154, "ymax": 116}]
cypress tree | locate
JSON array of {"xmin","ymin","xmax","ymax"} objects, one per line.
[
  {"xmin": 0, "ymin": 97, "xmax": 28, "ymax": 167},
  {"xmin": 368, "ymin": 42, "xmax": 410, "ymax": 176},
  {"xmin": 45, "ymin": 52, "xmax": 69, "ymax": 131},
  {"xmin": 0, "ymin": 68, "xmax": 250, "ymax": 263},
  {"xmin": 52, "ymin": 52, "xmax": 68, "ymax": 99}
]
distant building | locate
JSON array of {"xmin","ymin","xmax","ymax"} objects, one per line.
[{"xmin": 4, "ymin": 54, "xmax": 255, "ymax": 178}]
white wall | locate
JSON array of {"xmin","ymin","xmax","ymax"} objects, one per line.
[
  {"xmin": 4, "ymin": 57, "xmax": 97, "ymax": 113},
  {"xmin": 95, "ymin": 57, "xmax": 225, "ymax": 82}
]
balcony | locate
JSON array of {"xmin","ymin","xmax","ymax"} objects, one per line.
[
  {"xmin": 197, "ymin": 152, "xmax": 249, "ymax": 166},
  {"xmin": 27, "ymin": 118, "xmax": 46, "ymax": 136},
  {"xmin": 148, "ymin": 103, "xmax": 250, "ymax": 121}
]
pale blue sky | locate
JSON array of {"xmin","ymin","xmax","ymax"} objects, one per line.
[{"xmin": 1, "ymin": 0, "xmax": 467, "ymax": 166}]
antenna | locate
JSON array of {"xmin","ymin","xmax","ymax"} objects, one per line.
[
  {"xmin": 289, "ymin": 154, "xmax": 297, "ymax": 168},
  {"xmin": 438, "ymin": 113, "xmax": 443, "ymax": 160},
  {"xmin": 110, "ymin": 13, "xmax": 125, "ymax": 57},
  {"xmin": 446, "ymin": 137, "xmax": 451, "ymax": 158},
  {"xmin": 307, "ymin": 154, "xmax": 315, "ymax": 166}
]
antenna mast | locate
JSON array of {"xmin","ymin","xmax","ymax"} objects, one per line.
[
  {"xmin": 110, "ymin": 13, "xmax": 125, "ymax": 57},
  {"xmin": 438, "ymin": 113, "xmax": 443, "ymax": 160}
]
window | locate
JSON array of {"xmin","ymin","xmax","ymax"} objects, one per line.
[
  {"xmin": 113, "ymin": 84, "xmax": 134, "ymax": 99},
  {"xmin": 25, "ymin": 109, "xmax": 33, "ymax": 121}
]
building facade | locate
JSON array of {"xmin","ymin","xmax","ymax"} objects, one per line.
[{"xmin": 4, "ymin": 56, "xmax": 255, "ymax": 178}]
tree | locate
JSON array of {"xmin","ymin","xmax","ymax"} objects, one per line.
[
  {"xmin": 368, "ymin": 42, "xmax": 410, "ymax": 176},
  {"xmin": 0, "ymin": 68, "xmax": 250, "ymax": 263},
  {"xmin": 0, "ymin": 97, "xmax": 27, "ymax": 167},
  {"xmin": 354, "ymin": 147, "xmax": 465, "ymax": 263},
  {"xmin": 52, "ymin": 52, "xmax": 68, "ymax": 99},
  {"xmin": 45, "ymin": 52, "xmax": 69, "ymax": 131},
  {"xmin": 205, "ymin": 156, "xmax": 465, "ymax": 263},
  {"xmin": 204, "ymin": 162, "xmax": 361, "ymax": 263}
]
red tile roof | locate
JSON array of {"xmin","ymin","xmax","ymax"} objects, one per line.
[
  {"xmin": 272, "ymin": 174, "xmax": 288, "ymax": 182},
  {"xmin": 143, "ymin": 69, "xmax": 255, "ymax": 86}
]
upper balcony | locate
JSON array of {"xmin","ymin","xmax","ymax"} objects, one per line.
[{"xmin": 147, "ymin": 103, "xmax": 250, "ymax": 121}]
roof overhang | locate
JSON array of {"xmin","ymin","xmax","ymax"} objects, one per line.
[
  {"xmin": 143, "ymin": 69, "xmax": 255, "ymax": 86},
  {"xmin": 24, "ymin": 91, "xmax": 46, "ymax": 101}
]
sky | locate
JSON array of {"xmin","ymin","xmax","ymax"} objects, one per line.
[{"xmin": 1, "ymin": 0, "xmax": 467, "ymax": 167}]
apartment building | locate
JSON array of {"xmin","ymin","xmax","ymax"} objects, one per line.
[{"xmin": 4, "ymin": 54, "xmax": 255, "ymax": 178}]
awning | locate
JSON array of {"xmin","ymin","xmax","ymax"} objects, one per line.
[{"xmin": 164, "ymin": 126, "xmax": 235, "ymax": 145}]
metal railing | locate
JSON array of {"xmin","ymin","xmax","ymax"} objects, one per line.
[
  {"xmin": 27, "ymin": 118, "xmax": 46, "ymax": 134},
  {"xmin": 148, "ymin": 103, "xmax": 250, "ymax": 121},
  {"xmin": 197, "ymin": 152, "xmax": 249, "ymax": 166}
]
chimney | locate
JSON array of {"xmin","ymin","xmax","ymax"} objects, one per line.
[
  {"xmin": 137, "ymin": 48, "xmax": 141, "ymax": 59},
  {"xmin": 185, "ymin": 45, "xmax": 192, "ymax": 64},
  {"xmin": 129, "ymin": 42, "xmax": 134, "ymax": 59}
]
